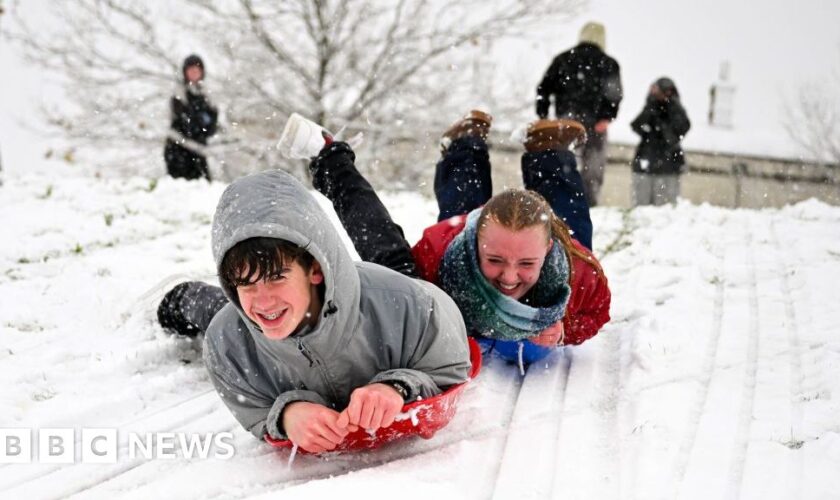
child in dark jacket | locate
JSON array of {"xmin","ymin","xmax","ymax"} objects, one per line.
[
  {"xmin": 163, "ymin": 54, "xmax": 218, "ymax": 181},
  {"xmin": 630, "ymin": 77, "xmax": 691, "ymax": 206}
]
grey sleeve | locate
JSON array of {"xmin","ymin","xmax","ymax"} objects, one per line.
[
  {"xmin": 369, "ymin": 284, "xmax": 471, "ymax": 402},
  {"xmin": 203, "ymin": 348, "xmax": 273, "ymax": 438}
]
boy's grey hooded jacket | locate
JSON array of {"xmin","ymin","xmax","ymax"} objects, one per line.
[{"xmin": 204, "ymin": 170, "xmax": 471, "ymax": 439}]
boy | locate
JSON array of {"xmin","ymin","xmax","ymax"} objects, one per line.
[{"xmin": 159, "ymin": 170, "xmax": 471, "ymax": 453}]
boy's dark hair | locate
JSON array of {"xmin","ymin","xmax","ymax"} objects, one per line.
[{"xmin": 220, "ymin": 237, "xmax": 315, "ymax": 290}]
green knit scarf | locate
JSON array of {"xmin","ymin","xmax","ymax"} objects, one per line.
[{"xmin": 439, "ymin": 209, "xmax": 571, "ymax": 341}]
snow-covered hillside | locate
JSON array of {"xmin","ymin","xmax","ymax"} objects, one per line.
[
  {"xmin": 2, "ymin": 170, "xmax": 839, "ymax": 499},
  {"xmin": 2, "ymin": 2, "xmax": 840, "ymax": 498}
]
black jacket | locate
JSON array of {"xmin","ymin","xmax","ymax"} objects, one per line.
[
  {"xmin": 536, "ymin": 42, "xmax": 623, "ymax": 129},
  {"xmin": 170, "ymin": 86, "xmax": 217, "ymax": 145},
  {"xmin": 630, "ymin": 96, "xmax": 691, "ymax": 175}
]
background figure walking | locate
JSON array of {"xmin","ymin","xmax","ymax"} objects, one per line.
[
  {"xmin": 536, "ymin": 21, "xmax": 622, "ymax": 207},
  {"xmin": 163, "ymin": 54, "xmax": 218, "ymax": 181},
  {"xmin": 630, "ymin": 77, "xmax": 691, "ymax": 206}
]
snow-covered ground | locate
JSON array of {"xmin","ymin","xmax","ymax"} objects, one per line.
[{"xmin": 2, "ymin": 168, "xmax": 839, "ymax": 499}]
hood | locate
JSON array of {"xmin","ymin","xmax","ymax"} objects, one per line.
[
  {"xmin": 655, "ymin": 77, "xmax": 679, "ymax": 97},
  {"xmin": 211, "ymin": 169, "xmax": 360, "ymax": 349},
  {"xmin": 182, "ymin": 54, "xmax": 205, "ymax": 83},
  {"xmin": 578, "ymin": 21, "xmax": 606, "ymax": 51}
]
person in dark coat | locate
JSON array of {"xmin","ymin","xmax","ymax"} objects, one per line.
[
  {"xmin": 630, "ymin": 77, "xmax": 691, "ymax": 206},
  {"xmin": 536, "ymin": 21, "xmax": 623, "ymax": 207},
  {"xmin": 163, "ymin": 54, "xmax": 218, "ymax": 181}
]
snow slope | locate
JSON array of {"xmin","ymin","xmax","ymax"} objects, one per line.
[{"xmin": 2, "ymin": 169, "xmax": 839, "ymax": 499}]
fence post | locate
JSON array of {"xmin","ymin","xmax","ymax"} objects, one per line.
[{"xmin": 732, "ymin": 162, "xmax": 748, "ymax": 207}]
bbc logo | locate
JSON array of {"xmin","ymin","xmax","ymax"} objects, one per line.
[
  {"xmin": 2, "ymin": 429, "xmax": 117, "ymax": 464},
  {"xmin": 2, "ymin": 429, "xmax": 235, "ymax": 463}
]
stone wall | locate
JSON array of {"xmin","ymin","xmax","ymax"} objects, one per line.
[{"xmin": 359, "ymin": 132, "xmax": 840, "ymax": 209}]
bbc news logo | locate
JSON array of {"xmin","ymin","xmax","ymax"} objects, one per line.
[{"xmin": 1, "ymin": 429, "xmax": 235, "ymax": 463}]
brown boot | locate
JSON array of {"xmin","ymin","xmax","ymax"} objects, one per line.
[
  {"xmin": 440, "ymin": 110, "xmax": 493, "ymax": 151},
  {"xmin": 524, "ymin": 119, "xmax": 587, "ymax": 153}
]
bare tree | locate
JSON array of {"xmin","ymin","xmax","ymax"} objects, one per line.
[
  {"xmin": 1, "ymin": 0, "xmax": 7, "ymax": 184},
  {"xmin": 784, "ymin": 50, "xmax": 840, "ymax": 167},
  {"xmin": 784, "ymin": 83, "xmax": 840, "ymax": 166},
  {"xmin": 4, "ymin": 0, "xmax": 583, "ymax": 181}
]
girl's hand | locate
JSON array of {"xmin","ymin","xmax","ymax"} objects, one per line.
[{"xmin": 530, "ymin": 319, "xmax": 565, "ymax": 347}]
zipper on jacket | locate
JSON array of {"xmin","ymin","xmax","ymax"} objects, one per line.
[
  {"xmin": 295, "ymin": 338, "xmax": 340, "ymax": 403},
  {"xmin": 296, "ymin": 339, "xmax": 315, "ymax": 367}
]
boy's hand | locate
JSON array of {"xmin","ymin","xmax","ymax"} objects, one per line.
[
  {"xmin": 282, "ymin": 401, "xmax": 350, "ymax": 453},
  {"xmin": 336, "ymin": 383, "xmax": 404, "ymax": 431},
  {"xmin": 530, "ymin": 319, "xmax": 565, "ymax": 347}
]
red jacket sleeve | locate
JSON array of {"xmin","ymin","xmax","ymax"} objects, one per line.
[
  {"xmin": 411, "ymin": 215, "xmax": 467, "ymax": 284},
  {"xmin": 562, "ymin": 241, "xmax": 611, "ymax": 345}
]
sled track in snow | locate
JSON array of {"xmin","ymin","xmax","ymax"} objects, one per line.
[
  {"xmin": 724, "ymin": 218, "xmax": 760, "ymax": 500},
  {"xmin": 490, "ymin": 352, "xmax": 571, "ymax": 499},
  {"xmin": 666, "ymin": 225, "xmax": 727, "ymax": 499},
  {"xmin": 770, "ymin": 217, "xmax": 805, "ymax": 497},
  {"xmin": 600, "ymin": 210, "xmax": 634, "ymax": 498},
  {"xmin": 522, "ymin": 208, "xmax": 639, "ymax": 500}
]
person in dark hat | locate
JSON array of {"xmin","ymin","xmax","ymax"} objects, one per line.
[
  {"xmin": 536, "ymin": 21, "xmax": 623, "ymax": 207},
  {"xmin": 163, "ymin": 54, "xmax": 218, "ymax": 181},
  {"xmin": 630, "ymin": 77, "xmax": 691, "ymax": 206}
]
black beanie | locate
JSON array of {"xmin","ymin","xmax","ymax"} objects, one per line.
[
  {"xmin": 182, "ymin": 54, "xmax": 205, "ymax": 82},
  {"xmin": 655, "ymin": 77, "xmax": 679, "ymax": 98}
]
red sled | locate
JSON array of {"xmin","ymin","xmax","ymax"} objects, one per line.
[{"xmin": 265, "ymin": 337, "xmax": 482, "ymax": 453}]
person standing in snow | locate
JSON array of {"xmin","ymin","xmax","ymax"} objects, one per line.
[
  {"xmin": 630, "ymin": 77, "xmax": 691, "ymax": 206},
  {"xmin": 163, "ymin": 54, "xmax": 218, "ymax": 181},
  {"xmin": 155, "ymin": 169, "xmax": 470, "ymax": 454},
  {"xmin": 536, "ymin": 21, "xmax": 623, "ymax": 207},
  {"xmin": 277, "ymin": 110, "xmax": 610, "ymax": 366}
]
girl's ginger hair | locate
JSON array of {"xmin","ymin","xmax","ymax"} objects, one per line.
[{"xmin": 476, "ymin": 189, "xmax": 604, "ymax": 282}]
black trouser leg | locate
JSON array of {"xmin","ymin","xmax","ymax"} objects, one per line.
[
  {"xmin": 521, "ymin": 148, "xmax": 593, "ymax": 250},
  {"xmin": 433, "ymin": 136, "xmax": 493, "ymax": 221},
  {"xmin": 310, "ymin": 142, "xmax": 418, "ymax": 278},
  {"xmin": 157, "ymin": 281, "xmax": 228, "ymax": 336},
  {"xmin": 164, "ymin": 141, "xmax": 209, "ymax": 181}
]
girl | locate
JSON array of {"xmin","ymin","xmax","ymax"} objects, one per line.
[{"xmin": 630, "ymin": 77, "xmax": 691, "ymax": 206}]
